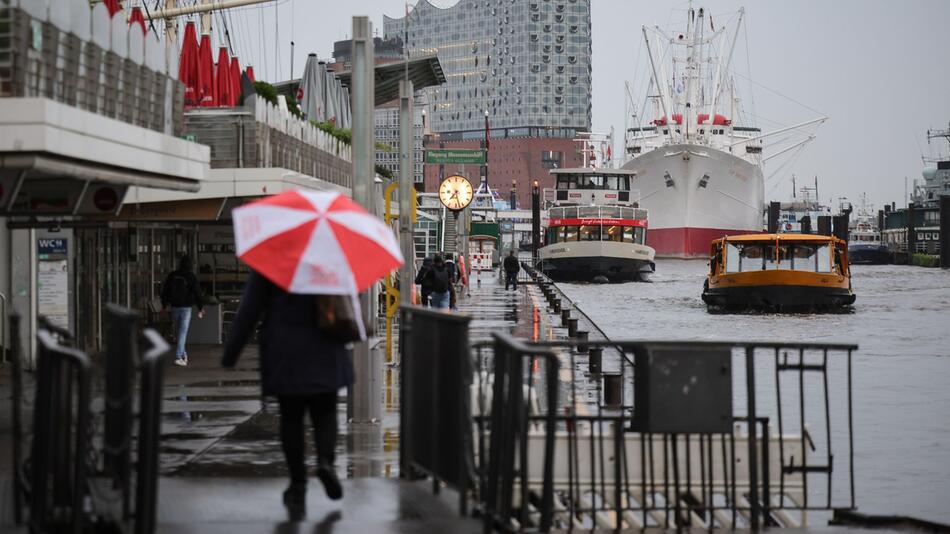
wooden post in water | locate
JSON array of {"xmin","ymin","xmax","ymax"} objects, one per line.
[
  {"xmin": 940, "ymin": 196, "xmax": 950, "ymax": 268},
  {"xmin": 907, "ymin": 202, "xmax": 917, "ymax": 259}
]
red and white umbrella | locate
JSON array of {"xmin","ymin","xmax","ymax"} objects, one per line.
[{"xmin": 232, "ymin": 190, "xmax": 403, "ymax": 295}]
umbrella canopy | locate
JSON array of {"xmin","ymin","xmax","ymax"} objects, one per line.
[
  {"xmin": 179, "ymin": 22, "xmax": 199, "ymax": 106},
  {"xmin": 297, "ymin": 54, "xmax": 324, "ymax": 122},
  {"xmin": 216, "ymin": 47, "xmax": 232, "ymax": 106},
  {"xmin": 103, "ymin": 0, "xmax": 121, "ymax": 17},
  {"xmin": 246, "ymin": 66, "xmax": 256, "ymax": 82},
  {"xmin": 229, "ymin": 56, "xmax": 242, "ymax": 105},
  {"xmin": 232, "ymin": 190, "xmax": 403, "ymax": 295},
  {"xmin": 323, "ymin": 64, "xmax": 339, "ymax": 125},
  {"xmin": 197, "ymin": 34, "xmax": 216, "ymax": 106}
]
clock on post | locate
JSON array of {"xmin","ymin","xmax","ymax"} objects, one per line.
[{"xmin": 438, "ymin": 174, "xmax": 474, "ymax": 211}]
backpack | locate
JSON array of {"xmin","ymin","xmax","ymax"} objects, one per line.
[
  {"xmin": 168, "ymin": 273, "xmax": 190, "ymax": 306},
  {"xmin": 430, "ymin": 267, "xmax": 450, "ymax": 293}
]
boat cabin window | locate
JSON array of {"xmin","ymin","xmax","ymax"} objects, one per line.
[
  {"xmin": 724, "ymin": 242, "xmax": 835, "ymax": 273},
  {"xmin": 555, "ymin": 174, "xmax": 630, "ymax": 190},
  {"xmin": 579, "ymin": 225, "xmax": 600, "ymax": 241},
  {"xmin": 604, "ymin": 225, "xmax": 623, "ymax": 242},
  {"xmin": 563, "ymin": 226, "xmax": 579, "ymax": 242}
]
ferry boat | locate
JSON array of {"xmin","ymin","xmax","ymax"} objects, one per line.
[
  {"xmin": 622, "ymin": 7, "xmax": 825, "ymax": 258},
  {"xmin": 848, "ymin": 195, "xmax": 889, "ymax": 264},
  {"xmin": 702, "ymin": 234, "xmax": 855, "ymax": 312},
  {"xmin": 539, "ymin": 168, "xmax": 655, "ymax": 282}
]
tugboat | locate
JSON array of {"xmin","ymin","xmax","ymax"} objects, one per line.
[
  {"xmin": 539, "ymin": 168, "xmax": 656, "ymax": 282},
  {"xmin": 848, "ymin": 195, "xmax": 889, "ymax": 264},
  {"xmin": 702, "ymin": 234, "xmax": 855, "ymax": 312}
]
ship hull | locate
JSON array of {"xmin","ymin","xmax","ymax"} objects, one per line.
[
  {"xmin": 539, "ymin": 241, "xmax": 655, "ymax": 282},
  {"xmin": 848, "ymin": 244, "xmax": 890, "ymax": 265},
  {"xmin": 621, "ymin": 144, "xmax": 764, "ymax": 258}
]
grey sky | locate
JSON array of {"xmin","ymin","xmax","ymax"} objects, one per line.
[{"xmin": 217, "ymin": 0, "xmax": 950, "ymax": 208}]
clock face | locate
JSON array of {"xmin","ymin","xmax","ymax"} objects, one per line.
[{"xmin": 439, "ymin": 175, "xmax": 474, "ymax": 211}]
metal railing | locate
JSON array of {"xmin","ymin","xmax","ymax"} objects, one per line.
[
  {"xmin": 29, "ymin": 328, "xmax": 92, "ymax": 534},
  {"xmin": 9, "ymin": 313, "xmax": 25, "ymax": 524},
  {"xmin": 398, "ymin": 306, "xmax": 476, "ymax": 515},
  {"xmin": 471, "ymin": 335, "xmax": 859, "ymax": 531},
  {"xmin": 135, "ymin": 329, "xmax": 171, "ymax": 534}
]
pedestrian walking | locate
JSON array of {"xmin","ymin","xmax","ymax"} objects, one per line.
[
  {"xmin": 160, "ymin": 255, "xmax": 204, "ymax": 366},
  {"xmin": 226, "ymin": 189, "xmax": 404, "ymax": 520},
  {"xmin": 503, "ymin": 250, "xmax": 521, "ymax": 290},
  {"xmin": 222, "ymin": 271, "xmax": 351, "ymax": 514},
  {"xmin": 414, "ymin": 256, "xmax": 434, "ymax": 307},
  {"xmin": 444, "ymin": 253, "xmax": 460, "ymax": 309},
  {"xmin": 424, "ymin": 254, "xmax": 453, "ymax": 309}
]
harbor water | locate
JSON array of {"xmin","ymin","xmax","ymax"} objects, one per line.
[{"xmin": 558, "ymin": 260, "xmax": 950, "ymax": 524}]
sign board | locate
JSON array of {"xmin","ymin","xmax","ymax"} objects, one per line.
[
  {"xmin": 38, "ymin": 260, "xmax": 69, "ymax": 329},
  {"xmin": 425, "ymin": 149, "xmax": 486, "ymax": 165},
  {"xmin": 470, "ymin": 252, "xmax": 493, "ymax": 271},
  {"xmin": 37, "ymin": 238, "xmax": 68, "ymax": 258}
]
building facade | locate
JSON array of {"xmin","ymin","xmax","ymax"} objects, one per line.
[
  {"xmin": 384, "ymin": 0, "xmax": 593, "ymax": 207},
  {"xmin": 374, "ymin": 102, "xmax": 426, "ymax": 187}
]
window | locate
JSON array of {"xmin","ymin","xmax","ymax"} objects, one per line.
[
  {"xmin": 541, "ymin": 150, "xmax": 562, "ymax": 169},
  {"xmin": 604, "ymin": 225, "xmax": 623, "ymax": 242},
  {"xmin": 622, "ymin": 226, "xmax": 635, "ymax": 244},
  {"xmin": 792, "ymin": 244, "xmax": 818, "ymax": 272},
  {"xmin": 564, "ymin": 226, "xmax": 579, "ymax": 242},
  {"xmin": 579, "ymin": 225, "xmax": 599, "ymax": 241},
  {"xmin": 816, "ymin": 244, "xmax": 832, "ymax": 272},
  {"xmin": 634, "ymin": 227, "xmax": 646, "ymax": 244}
]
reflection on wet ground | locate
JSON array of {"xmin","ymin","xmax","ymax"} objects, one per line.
[{"xmin": 158, "ymin": 275, "xmax": 538, "ymax": 482}]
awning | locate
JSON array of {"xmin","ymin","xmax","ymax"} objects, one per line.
[{"xmin": 0, "ymin": 152, "xmax": 201, "ymax": 216}]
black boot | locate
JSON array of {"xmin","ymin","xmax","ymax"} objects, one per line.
[
  {"xmin": 316, "ymin": 463, "xmax": 343, "ymax": 500},
  {"xmin": 282, "ymin": 482, "xmax": 307, "ymax": 520}
]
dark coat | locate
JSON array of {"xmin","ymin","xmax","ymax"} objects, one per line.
[
  {"xmin": 160, "ymin": 269, "xmax": 204, "ymax": 310},
  {"xmin": 221, "ymin": 271, "xmax": 354, "ymax": 396},
  {"xmin": 503, "ymin": 255, "xmax": 521, "ymax": 274}
]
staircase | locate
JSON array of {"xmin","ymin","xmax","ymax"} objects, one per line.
[{"xmin": 441, "ymin": 207, "xmax": 458, "ymax": 255}]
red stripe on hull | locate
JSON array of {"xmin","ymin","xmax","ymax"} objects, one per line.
[{"xmin": 648, "ymin": 227, "xmax": 761, "ymax": 258}]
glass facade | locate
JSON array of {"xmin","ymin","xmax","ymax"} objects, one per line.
[
  {"xmin": 374, "ymin": 104, "xmax": 426, "ymax": 184},
  {"xmin": 384, "ymin": 0, "xmax": 592, "ymax": 134}
]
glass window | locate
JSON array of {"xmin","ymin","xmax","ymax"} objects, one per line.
[
  {"xmin": 605, "ymin": 175, "xmax": 619, "ymax": 190},
  {"xmin": 725, "ymin": 243, "xmax": 740, "ymax": 273},
  {"xmin": 764, "ymin": 245, "xmax": 792, "ymax": 270},
  {"xmin": 816, "ymin": 244, "xmax": 832, "ymax": 273},
  {"xmin": 634, "ymin": 227, "xmax": 645, "ymax": 244},
  {"xmin": 622, "ymin": 226, "xmax": 635, "ymax": 243},
  {"xmin": 564, "ymin": 225, "xmax": 579, "ymax": 242},
  {"xmin": 738, "ymin": 244, "xmax": 765, "ymax": 272},
  {"xmin": 557, "ymin": 226, "xmax": 567, "ymax": 242},
  {"xmin": 579, "ymin": 225, "xmax": 599, "ymax": 241},
  {"xmin": 792, "ymin": 244, "xmax": 818, "ymax": 272},
  {"xmin": 604, "ymin": 225, "xmax": 623, "ymax": 242}
]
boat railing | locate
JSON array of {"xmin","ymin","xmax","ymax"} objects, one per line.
[{"xmin": 549, "ymin": 205, "xmax": 648, "ymax": 222}]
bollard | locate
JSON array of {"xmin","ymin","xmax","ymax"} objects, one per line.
[
  {"xmin": 588, "ymin": 347, "xmax": 602, "ymax": 374},
  {"xmin": 575, "ymin": 330, "xmax": 589, "ymax": 353},
  {"xmin": 567, "ymin": 318, "xmax": 578, "ymax": 337},
  {"xmin": 603, "ymin": 373, "xmax": 622, "ymax": 408},
  {"xmin": 551, "ymin": 299, "xmax": 561, "ymax": 313},
  {"xmin": 561, "ymin": 309, "xmax": 571, "ymax": 326}
]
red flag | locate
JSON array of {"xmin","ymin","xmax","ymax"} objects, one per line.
[{"xmin": 103, "ymin": 0, "xmax": 121, "ymax": 17}]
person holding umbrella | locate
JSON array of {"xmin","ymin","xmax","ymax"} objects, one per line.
[{"xmin": 222, "ymin": 190, "xmax": 403, "ymax": 518}]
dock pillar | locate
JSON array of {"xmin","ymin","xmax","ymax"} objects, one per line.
[
  {"xmin": 941, "ymin": 196, "xmax": 949, "ymax": 268},
  {"xmin": 800, "ymin": 215, "xmax": 812, "ymax": 234},
  {"xmin": 588, "ymin": 347, "xmax": 602, "ymax": 374},
  {"xmin": 550, "ymin": 299, "xmax": 561, "ymax": 313},
  {"xmin": 603, "ymin": 374, "xmax": 622, "ymax": 408},
  {"xmin": 575, "ymin": 331, "xmax": 588, "ymax": 354},
  {"xmin": 567, "ymin": 318, "xmax": 578, "ymax": 337},
  {"xmin": 817, "ymin": 215, "xmax": 832, "ymax": 237},
  {"xmin": 908, "ymin": 202, "xmax": 917, "ymax": 257},
  {"xmin": 767, "ymin": 201, "xmax": 780, "ymax": 233},
  {"xmin": 561, "ymin": 309, "xmax": 571, "ymax": 326}
]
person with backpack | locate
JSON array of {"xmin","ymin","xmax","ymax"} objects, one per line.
[
  {"xmin": 161, "ymin": 255, "xmax": 204, "ymax": 366},
  {"xmin": 503, "ymin": 250, "xmax": 521, "ymax": 291},
  {"xmin": 423, "ymin": 254, "xmax": 453, "ymax": 309},
  {"xmin": 443, "ymin": 253, "xmax": 460, "ymax": 309},
  {"xmin": 414, "ymin": 256, "xmax": 434, "ymax": 307}
]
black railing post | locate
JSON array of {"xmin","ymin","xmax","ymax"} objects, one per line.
[
  {"xmin": 104, "ymin": 304, "xmax": 140, "ymax": 520},
  {"xmin": 745, "ymin": 346, "xmax": 760, "ymax": 529},
  {"xmin": 136, "ymin": 329, "xmax": 171, "ymax": 534},
  {"xmin": 9, "ymin": 314, "xmax": 23, "ymax": 524}
]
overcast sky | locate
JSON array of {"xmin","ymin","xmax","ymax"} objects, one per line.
[{"xmin": 215, "ymin": 0, "xmax": 950, "ymax": 208}]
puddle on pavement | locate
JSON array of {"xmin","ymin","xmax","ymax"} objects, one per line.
[
  {"xmin": 162, "ymin": 410, "xmax": 249, "ymax": 421},
  {"xmin": 187, "ymin": 379, "xmax": 262, "ymax": 388},
  {"xmin": 164, "ymin": 394, "xmax": 261, "ymax": 402}
]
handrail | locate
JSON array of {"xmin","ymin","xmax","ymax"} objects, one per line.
[
  {"xmin": 31, "ymin": 329, "xmax": 92, "ymax": 534},
  {"xmin": 136, "ymin": 328, "xmax": 170, "ymax": 534},
  {"xmin": 0, "ymin": 291, "xmax": 7, "ymax": 359}
]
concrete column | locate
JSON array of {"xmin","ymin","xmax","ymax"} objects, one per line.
[
  {"xmin": 349, "ymin": 16, "xmax": 380, "ymax": 424},
  {"xmin": 398, "ymin": 80, "xmax": 414, "ymax": 304}
]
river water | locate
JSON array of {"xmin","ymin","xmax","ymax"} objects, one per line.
[{"xmin": 558, "ymin": 260, "xmax": 950, "ymax": 524}]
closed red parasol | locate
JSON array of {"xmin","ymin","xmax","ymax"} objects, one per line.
[
  {"xmin": 197, "ymin": 34, "xmax": 216, "ymax": 106},
  {"xmin": 128, "ymin": 7, "xmax": 146, "ymax": 33},
  {"xmin": 229, "ymin": 56, "xmax": 242, "ymax": 105},
  {"xmin": 216, "ymin": 47, "xmax": 232, "ymax": 106},
  {"xmin": 103, "ymin": 0, "xmax": 121, "ymax": 17},
  {"xmin": 178, "ymin": 22, "xmax": 200, "ymax": 107},
  {"xmin": 245, "ymin": 66, "xmax": 256, "ymax": 83}
]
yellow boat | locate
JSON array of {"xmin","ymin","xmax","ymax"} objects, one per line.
[{"xmin": 702, "ymin": 234, "xmax": 855, "ymax": 312}]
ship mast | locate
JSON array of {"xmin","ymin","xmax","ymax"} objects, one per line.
[
  {"xmin": 642, "ymin": 27, "xmax": 674, "ymax": 142},
  {"xmin": 706, "ymin": 8, "xmax": 743, "ymax": 128}
]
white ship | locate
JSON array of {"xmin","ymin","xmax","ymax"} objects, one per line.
[{"xmin": 621, "ymin": 6, "xmax": 826, "ymax": 258}]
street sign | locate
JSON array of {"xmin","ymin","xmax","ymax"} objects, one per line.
[{"xmin": 425, "ymin": 149, "xmax": 486, "ymax": 165}]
